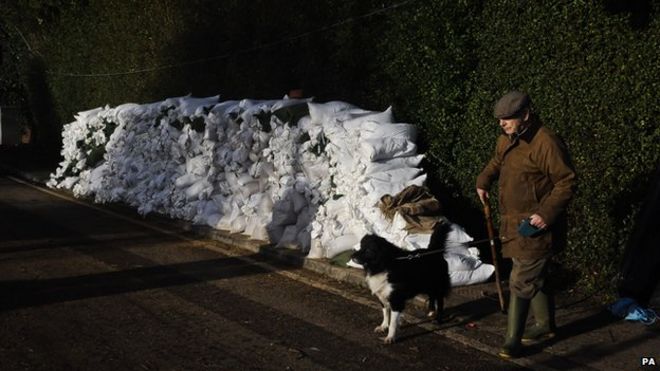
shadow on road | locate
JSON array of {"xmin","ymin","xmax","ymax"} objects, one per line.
[{"xmin": 0, "ymin": 252, "xmax": 287, "ymax": 312}]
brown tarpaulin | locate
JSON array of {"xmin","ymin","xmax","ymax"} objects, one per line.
[{"xmin": 378, "ymin": 185, "xmax": 443, "ymax": 233}]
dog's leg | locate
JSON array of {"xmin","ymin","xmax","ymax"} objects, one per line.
[
  {"xmin": 374, "ymin": 305, "xmax": 389, "ymax": 333},
  {"xmin": 435, "ymin": 297, "xmax": 444, "ymax": 324},
  {"xmin": 427, "ymin": 295, "xmax": 438, "ymax": 319},
  {"xmin": 384, "ymin": 311, "xmax": 401, "ymax": 344}
]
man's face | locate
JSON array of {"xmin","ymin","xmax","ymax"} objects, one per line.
[
  {"xmin": 499, "ymin": 117, "xmax": 523, "ymax": 135},
  {"xmin": 500, "ymin": 110, "xmax": 529, "ymax": 135}
]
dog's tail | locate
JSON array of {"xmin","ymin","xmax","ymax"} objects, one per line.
[{"xmin": 428, "ymin": 220, "xmax": 451, "ymax": 251}]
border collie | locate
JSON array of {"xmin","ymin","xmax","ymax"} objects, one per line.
[{"xmin": 351, "ymin": 222, "xmax": 451, "ymax": 343}]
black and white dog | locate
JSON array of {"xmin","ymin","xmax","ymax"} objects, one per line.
[{"xmin": 351, "ymin": 222, "xmax": 451, "ymax": 344}]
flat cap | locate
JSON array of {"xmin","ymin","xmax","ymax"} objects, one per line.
[{"xmin": 494, "ymin": 91, "xmax": 531, "ymax": 119}]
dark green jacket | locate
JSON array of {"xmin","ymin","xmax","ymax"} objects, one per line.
[{"xmin": 476, "ymin": 120, "xmax": 576, "ymax": 258}]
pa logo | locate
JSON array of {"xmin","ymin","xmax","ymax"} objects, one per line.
[{"xmin": 641, "ymin": 357, "xmax": 656, "ymax": 366}]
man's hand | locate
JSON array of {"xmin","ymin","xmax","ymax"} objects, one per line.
[
  {"xmin": 529, "ymin": 214, "xmax": 547, "ymax": 229},
  {"xmin": 477, "ymin": 188, "xmax": 489, "ymax": 205}
]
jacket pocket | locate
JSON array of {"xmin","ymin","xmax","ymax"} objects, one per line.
[{"xmin": 531, "ymin": 183, "xmax": 539, "ymax": 204}]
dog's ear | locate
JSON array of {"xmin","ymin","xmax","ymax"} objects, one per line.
[
  {"xmin": 360, "ymin": 235, "xmax": 378, "ymax": 251},
  {"xmin": 359, "ymin": 235, "xmax": 370, "ymax": 249}
]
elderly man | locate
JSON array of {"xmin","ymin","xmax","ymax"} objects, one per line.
[{"xmin": 476, "ymin": 91, "xmax": 576, "ymax": 358}]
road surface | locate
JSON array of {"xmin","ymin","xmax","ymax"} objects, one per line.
[{"xmin": 0, "ymin": 175, "xmax": 523, "ymax": 370}]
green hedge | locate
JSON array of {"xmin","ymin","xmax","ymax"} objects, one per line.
[
  {"xmin": 2, "ymin": 0, "xmax": 659, "ymax": 296},
  {"xmin": 466, "ymin": 1, "xmax": 660, "ymax": 293},
  {"xmin": 374, "ymin": 0, "xmax": 660, "ymax": 294}
]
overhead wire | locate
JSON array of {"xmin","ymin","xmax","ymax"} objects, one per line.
[{"xmin": 46, "ymin": 0, "xmax": 418, "ymax": 78}]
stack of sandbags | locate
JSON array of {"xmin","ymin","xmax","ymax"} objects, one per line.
[
  {"xmin": 48, "ymin": 95, "xmax": 495, "ymax": 286},
  {"xmin": 47, "ymin": 96, "xmax": 423, "ymax": 259},
  {"xmin": 302, "ymin": 102, "xmax": 426, "ymax": 258}
]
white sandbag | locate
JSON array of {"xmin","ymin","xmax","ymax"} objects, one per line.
[
  {"xmin": 450, "ymin": 264, "xmax": 495, "ymax": 287},
  {"xmin": 175, "ymin": 173, "xmax": 199, "ymax": 189},
  {"xmin": 113, "ymin": 103, "xmax": 141, "ymax": 119},
  {"xmin": 321, "ymin": 121, "xmax": 349, "ymax": 144},
  {"xmin": 271, "ymin": 199, "xmax": 297, "ymax": 226},
  {"xmin": 307, "ymin": 239, "xmax": 325, "ymax": 259},
  {"xmin": 297, "ymin": 115, "xmax": 313, "ymax": 131},
  {"xmin": 323, "ymin": 197, "xmax": 350, "ymax": 218},
  {"xmin": 409, "ymin": 173, "xmax": 427, "ymax": 187},
  {"xmin": 357, "ymin": 206, "xmax": 390, "ymax": 237},
  {"xmin": 257, "ymin": 194, "xmax": 274, "ymax": 215},
  {"xmin": 231, "ymin": 146, "xmax": 250, "ymax": 164},
  {"xmin": 402, "ymin": 233, "xmax": 432, "ymax": 250},
  {"xmin": 290, "ymin": 191, "xmax": 308, "ymax": 213},
  {"xmin": 308, "ymin": 101, "xmax": 356, "ymax": 124},
  {"xmin": 239, "ymin": 180, "xmax": 260, "ymax": 198},
  {"xmin": 88, "ymin": 163, "xmax": 107, "ymax": 194},
  {"xmin": 225, "ymin": 172, "xmax": 240, "ymax": 189},
  {"xmin": 240, "ymin": 106, "xmax": 269, "ymax": 127},
  {"xmin": 186, "ymin": 155, "xmax": 209, "ymax": 176},
  {"xmin": 320, "ymin": 219, "xmax": 350, "ymax": 246},
  {"xmin": 342, "ymin": 107, "xmax": 394, "ymax": 131},
  {"xmin": 270, "ymin": 97, "xmax": 312, "ymax": 112},
  {"xmin": 207, "ymin": 213, "xmax": 222, "ymax": 228},
  {"xmin": 362, "ymin": 178, "xmax": 410, "ymax": 201},
  {"xmin": 346, "ymin": 219, "xmax": 370, "ymax": 243},
  {"xmin": 297, "ymin": 229, "xmax": 311, "ymax": 252},
  {"xmin": 389, "ymin": 210, "xmax": 409, "ymax": 232},
  {"xmin": 149, "ymin": 173, "xmax": 168, "ymax": 191},
  {"xmin": 365, "ymin": 167, "xmax": 422, "ymax": 184},
  {"xmin": 445, "ymin": 223, "xmax": 474, "ymax": 255},
  {"xmin": 245, "ymin": 216, "xmax": 269, "ymax": 241},
  {"xmin": 301, "ymin": 160, "xmax": 329, "ymax": 181},
  {"xmin": 295, "ymin": 207, "xmax": 314, "ymax": 231},
  {"xmin": 74, "ymin": 107, "xmax": 104, "ymax": 122},
  {"xmin": 266, "ymin": 223, "xmax": 285, "ymax": 243},
  {"xmin": 445, "ymin": 253, "xmax": 482, "ymax": 272},
  {"xmin": 310, "ymin": 219, "xmax": 324, "ymax": 240},
  {"xmin": 364, "ymin": 155, "xmax": 424, "ymax": 174},
  {"xmin": 229, "ymin": 215, "xmax": 247, "ymax": 233},
  {"xmin": 59, "ymin": 176, "xmax": 80, "ymax": 190},
  {"xmin": 198, "ymin": 199, "xmax": 220, "ymax": 220},
  {"xmin": 359, "ymin": 137, "xmax": 417, "ymax": 161},
  {"xmin": 210, "ymin": 100, "xmax": 240, "ymax": 116},
  {"xmin": 359, "ymin": 122, "xmax": 417, "ymax": 141},
  {"xmin": 217, "ymin": 203, "xmax": 243, "ymax": 230},
  {"xmin": 325, "ymin": 234, "xmax": 359, "ymax": 258},
  {"xmin": 239, "ymin": 98, "xmax": 280, "ymax": 110},
  {"xmin": 185, "ymin": 179, "xmax": 212, "ymax": 201},
  {"xmin": 212, "ymin": 194, "xmax": 231, "ymax": 214},
  {"xmin": 259, "ymin": 162, "xmax": 276, "ymax": 179},
  {"xmin": 248, "ymin": 152, "xmax": 260, "ymax": 163},
  {"xmin": 277, "ymin": 225, "xmax": 301, "ymax": 248},
  {"xmin": 326, "ymin": 142, "xmax": 355, "ymax": 169},
  {"xmin": 242, "ymin": 192, "xmax": 263, "ymax": 211},
  {"xmin": 178, "ymin": 95, "xmax": 220, "ymax": 116}
]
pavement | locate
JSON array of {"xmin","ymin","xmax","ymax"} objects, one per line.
[{"xmin": 2, "ymin": 145, "xmax": 659, "ymax": 371}]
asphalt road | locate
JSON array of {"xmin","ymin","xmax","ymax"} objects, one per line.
[{"xmin": 0, "ymin": 175, "xmax": 523, "ymax": 370}]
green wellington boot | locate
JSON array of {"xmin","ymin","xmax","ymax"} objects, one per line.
[
  {"xmin": 498, "ymin": 295, "xmax": 530, "ymax": 359},
  {"xmin": 522, "ymin": 290, "xmax": 556, "ymax": 343}
]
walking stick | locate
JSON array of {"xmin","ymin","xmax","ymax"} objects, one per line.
[{"xmin": 483, "ymin": 200, "xmax": 506, "ymax": 313}]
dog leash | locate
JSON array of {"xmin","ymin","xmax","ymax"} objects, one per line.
[
  {"xmin": 395, "ymin": 236, "xmax": 507, "ymax": 260},
  {"xmin": 395, "ymin": 249, "xmax": 445, "ymax": 260}
]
